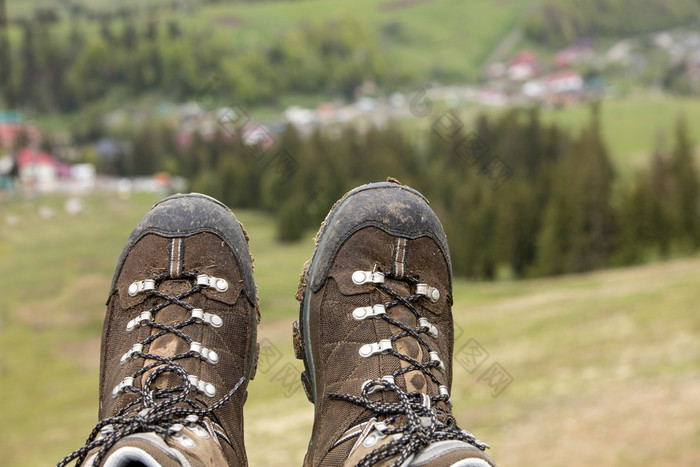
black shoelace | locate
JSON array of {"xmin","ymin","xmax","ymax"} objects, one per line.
[
  {"xmin": 58, "ymin": 271, "xmax": 243, "ymax": 467},
  {"xmin": 329, "ymin": 272, "xmax": 489, "ymax": 467}
]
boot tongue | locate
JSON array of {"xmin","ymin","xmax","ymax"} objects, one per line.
[
  {"xmin": 373, "ymin": 277, "xmax": 441, "ymax": 441},
  {"xmin": 384, "ymin": 278, "xmax": 429, "ymax": 396},
  {"xmin": 143, "ymin": 280, "xmax": 200, "ymax": 394}
]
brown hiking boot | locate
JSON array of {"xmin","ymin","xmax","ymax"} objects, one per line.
[
  {"xmin": 293, "ymin": 181, "xmax": 495, "ymax": 467},
  {"xmin": 60, "ymin": 193, "xmax": 259, "ymax": 466}
]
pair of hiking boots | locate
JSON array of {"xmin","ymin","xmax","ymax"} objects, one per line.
[{"xmin": 60, "ymin": 180, "xmax": 496, "ymax": 467}]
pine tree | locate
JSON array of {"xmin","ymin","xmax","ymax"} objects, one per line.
[
  {"xmin": 649, "ymin": 147, "xmax": 674, "ymax": 257},
  {"xmin": 493, "ymin": 177, "xmax": 538, "ymax": 276},
  {"xmin": 534, "ymin": 105, "xmax": 617, "ymax": 275},
  {"xmin": 277, "ymin": 190, "xmax": 308, "ymax": 242},
  {"xmin": 18, "ymin": 24, "xmax": 36, "ymax": 107},
  {"xmin": 533, "ymin": 161, "xmax": 574, "ymax": 276},
  {"xmin": 447, "ymin": 174, "xmax": 497, "ymax": 279},
  {"xmin": 614, "ymin": 172, "xmax": 654, "ymax": 265},
  {"xmin": 122, "ymin": 23, "xmax": 137, "ymax": 51},
  {"xmin": 565, "ymin": 107, "xmax": 617, "ymax": 272},
  {"xmin": 669, "ymin": 115, "xmax": 700, "ymax": 250}
]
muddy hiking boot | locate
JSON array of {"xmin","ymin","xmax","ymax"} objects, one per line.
[
  {"xmin": 59, "ymin": 193, "xmax": 259, "ymax": 467},
  {"xmin": 294, "ymin": 180, "xmax": 495, "ymax": 467}
]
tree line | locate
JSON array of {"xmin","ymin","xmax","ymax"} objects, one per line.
[
  {"xmin": 96, "ymin": 105, "xmax": 699, "ymax": 280},
  {"xmin": 524, "ymin": 0, "xmax": 700, "ymax": 47},
  {"xmin": 8, "ymin": 1, "xmax": 700, "ymax": 114},
  {"xmin": 5, "ymin": 12, "xmax": 395, "ymax": 113}
]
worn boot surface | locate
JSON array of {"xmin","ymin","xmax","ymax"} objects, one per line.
[
  {"xmin": 294, "ymin": 181, "xmax": 495, "ymax": 467},
  {"xmin": 60, "ymin": 193, "xmax": 258, "ymax": 467}
]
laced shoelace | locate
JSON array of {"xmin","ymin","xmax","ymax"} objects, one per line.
[
  {"xmin": 328, "ymin": 272, "xmax": 489, "ymax": 467},
  {"xmin": 58, "ymin": 271, "xmax": 243, "ymax": 467}
]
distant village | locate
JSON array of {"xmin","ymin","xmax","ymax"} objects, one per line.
[
  {"xmin": 2, "ymin": 27, "xmax": 699, "ymax": 196},
  {"xmin": 0, "ymin": 118, "xmax": 184, "ymax": 198}
]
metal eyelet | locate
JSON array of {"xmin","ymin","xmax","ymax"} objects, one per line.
[
  {"xmin": 189, "ymin": 341, "xmax": 219, "ymax": 365},
  {"xmin": 191, "ymin": 308, "xmax": 223, "ymax": 328},
  {"xmin": 188, "ymin": 424, "xmax": 210, "ymax": 439},
  {"xmin": 352, "ymin": 304, "xmax": 386, "ymax": 320},
  {"xmin": 363, "ymin": 431, "xmax": 386, "ymax": 448},
  {"xmin": 418, "ymin": 317, "xmax": 438, "ymax": 338},
  {"xmin": 416, "ymin": 283, "xmax": 440, "ymax": 302},
  {"xmin": 171, "ymin": 433, "xmax": 196, "ymax": 449},
  {"xmin": 430, "ymin": 351, "xmax": 445, "ymax": 371},
  {"xmin": 360, "ymin": 375, "xmax": 395, "ymax": 395},
  {"xmin": 112, "ymin": 377, "xmax": 135, "ymax": 398},
  {"xmin": 359, "ymin": 339, "xmax": 392, "ymax": 358},
  {"xmin": 128, "ymin": 279, "xmax": 156, "ymax": 296},
  {"xmin": 120, "ymin": 343, "xmax": 143, "ymax": 364},
  {"xmin": 126, "ymin": 311, "xmax": 153, "ymax": 332},
  {"xmin": 196, "ymin": 274, "xmax": 228, "ymax": 292},
  {"xmin": 187, "ymin": 375, "xmax": 216, "ymax": 397},
  {"xmin": 439, "ymin": 385, "xmax": 452, "ymax": 406},
  {"xmin": 352, "ymin": 271, "xmax": 385, "ymax": 285}
]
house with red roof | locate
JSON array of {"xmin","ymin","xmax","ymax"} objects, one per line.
[
  {"xmin": 17, "ymin": 147, "xmax": 59, "ymax": 192},
  {"xmin": 507, "ymin": 51, "xmax": 541, "ymax": 81},
  {"xmin": 545, "ymin": 70, "xmax": 584, "ymax": 94}
]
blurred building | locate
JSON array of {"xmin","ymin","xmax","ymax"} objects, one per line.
[{"xmin": 17, "ymin": 147, "xmax": 59, "ymax": 192}]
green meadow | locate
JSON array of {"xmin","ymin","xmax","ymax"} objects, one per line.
[
  {"xmin": 2, "ymin": 0, "xmax": 698, "ymax": 463},
  {"xmin": 7, "ymin": 0, "xmax": 532, "ymax": 83},
  {"xmin": 196, "ymin": 0, "xmax": 533, "ymax": 82},
  {"xmin": 1, "ymin": 192, "xmax": 698, "ymax": 466},
  {"xmin": 538, "ymin": 94, "xmax": 700, "ymax": 174}
]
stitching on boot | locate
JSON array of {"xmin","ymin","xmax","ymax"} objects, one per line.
[
  {"xmin": 392, "ymin": 237, "xmax": 408, "ymax": 279},
  {"xmin": 168, "ymin": 238, "xmax": 184, "ymax": 279}
]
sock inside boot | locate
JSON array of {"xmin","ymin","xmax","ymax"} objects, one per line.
[{"xmin": 103, "ymin": 446, "xmax": 162, "ymax": 467}]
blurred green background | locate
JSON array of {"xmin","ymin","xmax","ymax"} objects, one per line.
[{"xmin": 1, "ymin": 0, "xmax": 699, "ymax": 465}]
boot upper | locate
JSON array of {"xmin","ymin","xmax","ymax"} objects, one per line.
[
  {"xmin": 65, "ymin": 193, "xmax": 259, "ymax": 467},
  {"xmin": 296, "ymin": 182, "xmax": 493, "ymax": 467}
]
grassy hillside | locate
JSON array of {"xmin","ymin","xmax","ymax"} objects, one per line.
[
  {"xmin": 539, "ymin": 94, "xmax": 700, "ymax": 173},
  {"xmin": 403, "ymin": 92, "xmax": 700, "ymax": 179},
  {"xmin": 1, "ymin": 193, "xmax": 698, "ymax": 465},
  {"xmin": 6, "ymin": 0, "xmax": 533, "ymax": 84},
  {"xmin": 197, "ymin": 0, "xmax": 533, "ymax": 83}
]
